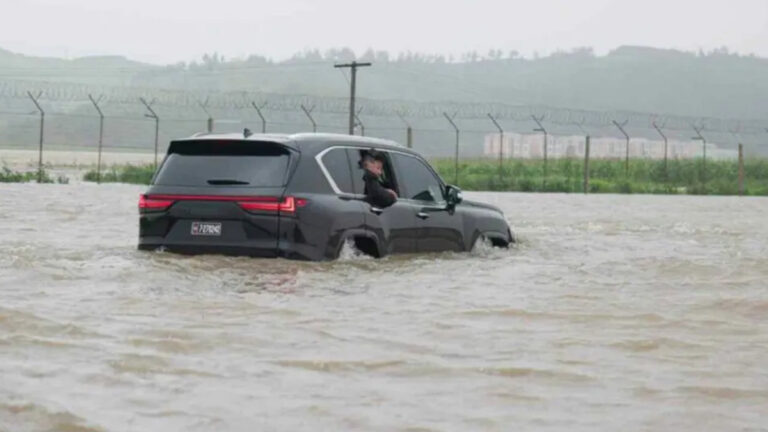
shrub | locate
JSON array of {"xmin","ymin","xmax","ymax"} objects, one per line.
[
  {"xmin": 0, "ymin": 167, "xmax": 65, "ymax": 184},
  {"xmin": 430, "ymin": 157, "xmax": 767, "ymax": 196},
  {"xmin": 83, "ymin": 164, "xmax": 155, "ymax": 185}
]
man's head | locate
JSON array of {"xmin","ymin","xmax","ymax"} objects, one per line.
[{"xmin": 362, "ymin": 151, "xmax": 385, "ymax": 176}]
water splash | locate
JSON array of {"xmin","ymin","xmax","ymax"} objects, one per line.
[
  {"xmin": 336, "ymin": 239, "xmax": 373, "ymax": 261},
  {"xmin": 470, "ymin": 235, "xmax": 495, "ymax": 256}
]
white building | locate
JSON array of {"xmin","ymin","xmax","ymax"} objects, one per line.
[{"xmin": 483, "ymin": 133, "xmax": 737, "ymax": 160}]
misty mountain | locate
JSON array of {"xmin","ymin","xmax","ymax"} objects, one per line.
[{"xmin": 1, "ymin": 45, "xmax": 767, "ymax": 120}]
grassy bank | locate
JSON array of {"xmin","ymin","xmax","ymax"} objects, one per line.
[
  {"xmin": 82, "ymin": 159, "xmax": 768, "ymax": 196},
  {"xmin": 1, "ymin": 167, "xmax": 68, "ymax": 184},
  {"xmin": 432, "ymin": 158, "xmax": 768, "ymax": 195},
  {"xmin": 83, "ymin": 164, "xmax": 156, "ymax": 185}
]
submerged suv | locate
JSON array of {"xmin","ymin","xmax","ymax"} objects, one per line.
[{"xmin": 138, "ymin": 133, "xmax": 513, "ymax": 260}]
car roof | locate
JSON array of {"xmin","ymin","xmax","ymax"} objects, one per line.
[{"xmin": 172, "ymin": 132, "xmax": 410, "ymax": 154}]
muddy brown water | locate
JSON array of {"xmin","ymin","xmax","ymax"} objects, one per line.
[{"xmin": 1, "ymin": 183, "xmax": 767, "ymax": 431}]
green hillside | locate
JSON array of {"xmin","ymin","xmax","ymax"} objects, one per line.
[{"xmin": 1, "ymin": 46, "xmax": 767, "ymax": 119}]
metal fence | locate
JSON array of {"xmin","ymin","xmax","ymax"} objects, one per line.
[{"xmin": 1, "ymin": 84, "xmax": 766, "ymax": 194}]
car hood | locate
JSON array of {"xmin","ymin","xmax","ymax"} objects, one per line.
[{"xmin": 461, "ymin": 199, "xmax": 504, "ymax": 215}]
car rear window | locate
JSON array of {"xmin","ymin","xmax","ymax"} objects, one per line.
[{"xmin": 154, "ymin": 140, "xmax": 291, "ymax": 187}]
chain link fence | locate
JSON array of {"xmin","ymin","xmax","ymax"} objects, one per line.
[{"xmin": 1, "ymin": 83, "xmax": 766, "ymax": 194}]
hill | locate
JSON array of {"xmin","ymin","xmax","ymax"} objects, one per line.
[{"xmin": 0, "ymin": 46, "xmax": 766, "ymax": 119}]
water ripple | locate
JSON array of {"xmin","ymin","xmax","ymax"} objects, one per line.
[{"xmin": 1, "ymin": 184, "xmax": 767, "ymax": 431}]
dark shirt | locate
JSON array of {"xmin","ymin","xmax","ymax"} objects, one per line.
[{"xmin": 363, "ymin": 170, "xmax": 397, "ymax": 208}]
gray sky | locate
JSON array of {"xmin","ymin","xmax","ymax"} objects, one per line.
[{"xmin": 1, "ymin": 0, "xmax": 766, "ymax": 64}]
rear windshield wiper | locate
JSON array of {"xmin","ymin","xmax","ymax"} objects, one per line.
[{"xmin": 207, "ymin": 179, "xmax": 250, "ymax": 185}]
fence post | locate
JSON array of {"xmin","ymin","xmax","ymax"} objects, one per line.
[
  {"xmin": 531, "ymin": 115, "xmax": 547, "ymax": 187},
  {"xmin": 612, "ymin": 120, "xmax": 630, "ymax": 177},
  {"xmin": 487, "ymin": 114, "xmax": 504, "ymax": 185},
  {"xmin": 573, "ymin": 119, "xmax": 591, "ymax": 193},
  {"xmin": 300, "ymin": 104, "xmax": 317, "ymax": 132},
  {"xmin": 87, "ymin": 94, "xmax": 105, "ymax": 183},
  {"xmin": 738, "ymin": 143, "xmax": 744, "ymax": 196},
  {"xmin": 139, "ymin": 97, "xmax": 159, "ymax": 169},
  {"xmin": 197, "ymin": 98, "xmax": 213, "ymax": 133},
  {"xmin": 396, "ymin": 111, "xmax": 413, "ymax": 148},
  {"xmin": 406, "ymin": 126, "xmax": 413, "ymax": 149},
  {"xmin": 26, "ymin": 91, "xmax": 45, "ymax": 182},
  {"xmin": 251, "ymin": 101, "xmax": 267, "ymax": 133},
  {"xmin": 692, "ymin": 124, "xmax": 707, "ymax": 191},
  {"xmin": 487, "ymin": 114, "xmax": 505, "ymax": 185},
  {"xmin": 653, "ymin": 121, "xmax": 668, "ymax": 180},
  {"xmin": 443, "ymin": 112, "xmax": 460, "ymax": 186},
  {"xmin": 354, "ymin": 108, "xmax": 364, "ymax": 136},
  {"xmin": 583, "ymin": 135, "xmax": 591, "ymax": 193}
]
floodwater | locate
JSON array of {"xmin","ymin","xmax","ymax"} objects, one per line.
[{"xmin": 1, "ymin": 183, "xmax": 767, "ymax": 432}]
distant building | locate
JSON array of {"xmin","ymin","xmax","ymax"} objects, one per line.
[{"xmin": 483, "ymin": 133, "xmax": 737, "ymax": 160}]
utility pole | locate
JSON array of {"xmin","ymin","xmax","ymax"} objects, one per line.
[
  {"xmin": 652, "ymin": 120, "xmax": 668, "ymax": 179},
  {"xmin": 27, "ymin": 91, "xmax": 44, "ymax": 183},
  {"xmin": 443, "ymin": 112, "xmax": 460, "ymax": 185},
  {"xmin": 612, "ymin": 120, "xmax": 630, "ymax": 177},
  {"xmin": 334, "ymin": 61, "xmax": 372, "ymax": 135},
  {"xmin": 88, "ymin": 94, "xmax": 105, "ymax": 183}
]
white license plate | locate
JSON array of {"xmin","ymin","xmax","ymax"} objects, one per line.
[{"xmin": 190, "ymin": 222, "xmax": 222, "ymax": 236}]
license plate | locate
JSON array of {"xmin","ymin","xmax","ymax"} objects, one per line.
[{"xmin": 190, "ymin": 222, "xmax": 222, "ymax": 236}]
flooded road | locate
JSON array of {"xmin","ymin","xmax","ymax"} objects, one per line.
[{"xmin": 1, "ymin": 183, "xmax": 767, "ymax": 431}]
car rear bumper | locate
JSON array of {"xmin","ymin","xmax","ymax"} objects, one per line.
[{"xmin": 138, "ymin": 238, "xmax": 323, "ymax": 261}]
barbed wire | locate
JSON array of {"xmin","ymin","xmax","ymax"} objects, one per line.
[{"xmin": 0, "ymin": 79, "xmax": 766, "ymax": 136}]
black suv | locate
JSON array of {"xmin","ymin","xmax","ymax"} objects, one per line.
[{"xmin": 139, "ymin": 133, "xmax": 513, "ymax": 260}]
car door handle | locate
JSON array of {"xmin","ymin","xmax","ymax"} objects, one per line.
[
  {"xmin": 370, "ymin": 207, "xmax": 383, "ymax": 215},
  {"xmin": 417, "ymin": 212, "xmax": 430, "ymax": 220}
]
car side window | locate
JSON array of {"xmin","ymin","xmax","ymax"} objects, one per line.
[
  {"xmin": 320, "ymin": 148, "xmax": 354, "ymax": 194},
  {"xmin": 391, "ymin": 153, "xmax": 444, "ymax": 203},
  {"xmin": 347, "ymin": 149, "xmax": 366, "ymax": 195}
]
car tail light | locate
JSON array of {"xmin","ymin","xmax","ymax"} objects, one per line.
[
  {"xmin": 237, "ymin": 196, "xmax": 306, "ymax": 214},
  {"xmin": 138, "ymin": 194, "xmax": 174, "ymax": 210},
  {"xmin": 138, "ymin": 194, "xmax": 306, "ymax": 214}
]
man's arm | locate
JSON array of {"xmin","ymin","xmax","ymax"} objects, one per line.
[{"xmin": 364, "ymin": 173, "xmax": 397, "ymax": 208}]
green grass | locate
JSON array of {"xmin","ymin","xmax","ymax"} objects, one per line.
[
  {"xmin": 83, "ymin": 164, "xmax": 156, "ymax": 184},
  {"xmin": 1, "ymin": 166, "xmax": 68, "ymax": 184},
  {"xmin": 432, "ymin": 158, "xmax": 768, "ymax": 195},
  {"xmin": 82, "ymin": 158, "xmax": 768, "ymax": 196}
]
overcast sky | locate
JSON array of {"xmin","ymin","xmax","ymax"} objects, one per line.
[{"xmin": 1, "ymin": 0, "xmax": 766, "ymax": 64}]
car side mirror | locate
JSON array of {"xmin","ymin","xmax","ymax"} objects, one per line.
[{"xmin": 445, "ymin": 185, "xmax": 463, "ymax": 209}]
